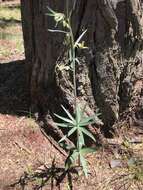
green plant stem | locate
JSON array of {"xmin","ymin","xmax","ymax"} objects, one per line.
[
  {"xmin": 65, "ymin": 0, "xmax": 77, "ymax": 112},
  {"xmin": 77, "ymin": 128, "xmax": 80, "ymax": 166},
  {"xmin": 68, "ymin": 24, "xmax": 77, "ymax": 109},
  {"xmin": 69, "ymin": 21, "xmax": 77, "ymax": 110},
  {"xmin": 68, "ymin": 19, "xmax": 80, "ymax": 166},
  {"xmin": 48, "ymin": 2, "xmax": 97, "ymax": 177}
]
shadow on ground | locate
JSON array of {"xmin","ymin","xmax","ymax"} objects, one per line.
[
  {"xmin": 0, "ymin": 60, "xmax": 30, "ymax": 115},
  {"xmin": 0, "ymin": 18, "xmax": 21, "ymax": 28},
  {"xmin": 9, "ymin": 159, "xmax": 78, "ymax": 190}
]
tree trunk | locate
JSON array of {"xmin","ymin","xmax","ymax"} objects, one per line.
[{"xmin": 21, "ymin": 0, "xmax": 143, "ymax": 139}]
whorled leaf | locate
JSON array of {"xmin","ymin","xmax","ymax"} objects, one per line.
[
  {"xmin": 80, "ymin": 147, "xmax": 96, "ymax": 155},
  {"xmin": 80, "ymin": 127, "xmax": 96, "ymax": 142},
  {"xmin": 61, "ymin": 105, "xmax": 75, "ymax": 122},
  {"xmin": 65, "ymin": 149, "xmax": 79, "ymax": 170},
  {"xmin": 54, "ymin": 113, "xmax": 75, "ymax": 125}
]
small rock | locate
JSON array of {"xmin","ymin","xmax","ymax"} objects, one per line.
[
  {"xmin": 110, "ymin": 160, "xmax": 122, "ymax": 168},
  {"xmin": 129, "ymin": 137, "xmax": 142, "ymax": 144}
]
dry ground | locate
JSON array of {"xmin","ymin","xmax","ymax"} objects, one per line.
[
  {"xmin": 0, "ymin": 0, "xmax": 24, "ymax": 62},
  {"xmin": 0, "ymin": 1, "xmax": 143, "ymax": 190}
]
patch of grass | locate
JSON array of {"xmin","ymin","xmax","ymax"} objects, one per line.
[
  {"xmin": 104, "ymin": 158, "xmax": 143, "ymax": 190},
  {"xmin": 15, "ymin": 38, "xmax": 24, "ymax": 52},
  {"xmin": 129, "ymin": 159, "xmax": 143, "ymax": 182},
  {"xmin": 0, "ymin": 31, "xmax": 22, "ymax": 41},
  {"xmin": 0, "ymin": 47, "xmax": 10, "ymax": 58},
  {"xmin": 0, "ymin": 3, "xmax": 24, "ymax": 61},
  {"xmin": 0, "ymin": 5, "xmax": 21, "ymax": 21}
]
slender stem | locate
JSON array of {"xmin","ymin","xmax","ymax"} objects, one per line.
[
  {"xmin": 77, "ymin": 128, "xmax": 80, "ymax": 166},
  {"xmin": 68, "ymin": 17, "xmax": 80, "ymax": 166},
  {"xmin": 69, "ymin": 25, "xmax": 77, "ymax": 111},
  {"xmin": 67, "ymin": 0, "xmax": 80, "ymax": 166},
  {"xmin": 66, "ymin": 0, "xmax": 77, "ymax": 111}
]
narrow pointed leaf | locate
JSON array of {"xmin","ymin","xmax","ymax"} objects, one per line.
[
  {"xmin": 80, "ymin": 116, "xmax": 95, "ymax": 124},
  {"xmin": 79, "ymin": 120, "xmax": 96, "ymax": 127},
  {"xmin": 67, "ymin": 127, "xmax": 77, "ymax": 137},
  {"xmin": 80, "ymin": 127, "xmax": 96, "ymax": 142},
  {"xmin": 46, "ymin": 13, "xmax": 55, "ymax": 17},
  {"xmin": 65, "ymin": 150, "xmax": 79, "ymax": 170},
  {"xmin": 79, "ymin": 116, "xmax": 96, "ymax": 127},
  {"xmin": 69, "ymin": 49, "xmax": 72, "ymax": 62},
  {"xmin": 58, "ymin": 135, "xmax": 67, "ymax": 143},
  {"xmin": 54, "ymin": 113, "xmax": 74, "ymax": 124},
  {"xmin": 47, "ymin": 6, "xmax": 56, "ymax": 14},
  {"xmin": 95, "ymin": 108, "xmax": 102, "ymax": 116},
  {"xmin": 74, "ymin": 30, "xmax": 87, "ymax": 48},
  {"xmin": 48, "ymin": 29, "xmax": 68, "ymax": 34},
  {"xmin": 75, "ymin": 58, "xmax": 80, "ymax": 64},
  {"xmin": 70, "ymin": 150, "xmax": 79, "ymax": 163},
  {"xmin": 59, "ymin": 142, "xmax": 75, "ymax": 151},
  {"xmin": 80, "ymin": 154, "xmax": 88, "ymax": 178},
  {"xmin": 54, "ymin": 122, "xmax": 72, "ymax": 128},
  {"xmin": 79, "ymin": 130, "xmax": 85, "ymax": 148},
  {"xmin": 61, "ymin": 105, "xmax": 75, "ymax": 122},
  {"xmin": 76, "ymin": 104, "xmax": 81, "ymax": 123},
  {"xmin": 80, "ymin": 147, "xmax": 96, "ymax": 155},
  {"xmin": 96, "ymin": 112, "xmax": 102, "ymax": 117}
]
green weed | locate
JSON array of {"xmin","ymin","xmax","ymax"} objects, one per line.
[
  {"xmin": 0, "ymin": 4, "xmax": 24, "ymax": 60},
  {"xmin": 47, "ymin": 1, "xmax": 100, "ymax": 178}
]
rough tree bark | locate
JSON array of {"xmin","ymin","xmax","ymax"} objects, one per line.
[{"xmin": 21, "ymin": 0, "xmax": 143, "ymax": 139}]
